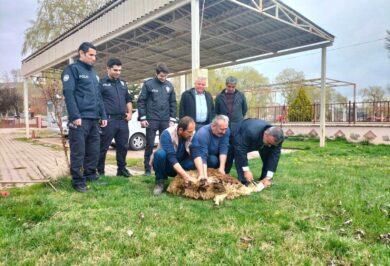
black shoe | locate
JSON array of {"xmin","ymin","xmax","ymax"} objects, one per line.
[
  {"xmin": 72, "ymin": 184, "xmax": 87, "ymax": 193},
  {"xmin": 144, "ymin": 169, "xmax": 151, "ymax": 176},
  {"xmin": 153, "ymin": 182, "xmax": 165, "ymax": 196},
  {"xmin": 117, "ymin": 168, "xmax": 132, "ymax": 178}
]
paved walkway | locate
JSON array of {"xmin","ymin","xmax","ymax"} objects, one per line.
[
  {"xmin": 0, "ymin": 129, "xmax": 68, "ymax": 188},
  {"xmin": 0, "ymin": 129, "xmax": 144, "ymax": 188}
]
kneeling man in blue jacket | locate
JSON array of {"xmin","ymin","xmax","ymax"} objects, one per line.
[
  {"xmin": 226, "ymin": 119, "xmax": 284, "ymax": 188},
  {"xmin": 190, "ymin": 115, "xmax": 230, "ymax": 178},
  {"xmin": 152, "ymin": 116, "xmax": 198, "ymax": 196}
]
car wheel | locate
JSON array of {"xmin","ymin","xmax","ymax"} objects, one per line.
[{"xmin": 129, "ymin": 133, "xmax": 146, "ymax": 150}]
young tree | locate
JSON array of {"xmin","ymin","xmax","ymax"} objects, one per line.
[
  {"xmin": 22, "ymin": 0, "xmax": 108, "ymax": 55},
  {"xmin": 35, "ymin": 70, "xmax": 70, "ymax": 171},
  {"xmin": 288, "ymin": 87, "xmax": 313, "ymax": 122}
]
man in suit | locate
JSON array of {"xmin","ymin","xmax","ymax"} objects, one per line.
[
  {"xmin": 226, "ymin": 119, "xmax": 284, "ymax": 187},
  {"xmin": 179, "ymin": 76, "xmax": 215, "ymax": 130}
]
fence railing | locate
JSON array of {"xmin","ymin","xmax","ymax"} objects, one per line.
[
  {"xmin": 248, "ymin": 101, "xmax": 390, "ymax": 124},
  {"xmin": 0, "ymin": 117, "xmax": 46, "ymax": 128}
]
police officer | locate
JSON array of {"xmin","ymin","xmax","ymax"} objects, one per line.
[
  {"xmin": 62, "ymin": 42, "xmax": 107, "ymax": 192},
  {"xmin": 137, "ymin": 63, "xmax": 177, "ymax": 176},
  {"xmin": 97, "ymin": 58, "xmax": 133, "ymax": 177}
]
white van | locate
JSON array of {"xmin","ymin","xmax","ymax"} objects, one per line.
[{"xmin": 47, "ymin": 109, "xmax": 157, "ymax": 151}]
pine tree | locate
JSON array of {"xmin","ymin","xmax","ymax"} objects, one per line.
[{"xmin": 288, "ymin": 87, "xmax": 313, "ymax": 122}]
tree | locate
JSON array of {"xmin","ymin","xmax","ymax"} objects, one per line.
[
  {"xmin": 360, "ymin": 86, "xmax": 387, "ymax": 102},
  {"xmin": 0, "ymin": 88, "xmax": 23, "ymax": 116},
  {"xmin": 35, "ymin": 70, "xmax": 70, "ymax": 171},
  {"xmin": 288, "ymin": 87, "xmax": 313, "ymax": 122},
  {"xmin": 0, "ymin": 71, "xmax": 23, "ymax": 116},
  {"xmin": 275, "ymin": 68, "xmax": 305, "ymax": 104},
  {"xmin": 386, "ymin": 30, "xmax": 390, "ymax": 55},
  {"xmin": 22, "ymin": 0, "xmax": 107, "ymax": 55}
]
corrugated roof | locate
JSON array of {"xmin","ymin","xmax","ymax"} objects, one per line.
[{"xmin": 21, "ymin": 0, "xmax": 334, "ymax": 80}]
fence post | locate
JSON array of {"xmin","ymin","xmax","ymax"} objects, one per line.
[
  {"xmin": 353, "ymin": 101, "xmax": 356, "ymax": 124},
  {"xmin": 348, "ymin": 101, "xmax": 351, "ymax": 124}
]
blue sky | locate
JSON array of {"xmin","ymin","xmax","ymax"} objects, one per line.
[{"xmin": 0, "ymin": 0, "xmax": 389, "ymax": 99}]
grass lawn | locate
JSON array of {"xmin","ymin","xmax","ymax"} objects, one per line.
[{"xmin": 0, "ymin": 139, "xmax": 389, "ymax": 265}]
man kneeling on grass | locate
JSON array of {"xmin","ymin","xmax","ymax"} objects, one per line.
[{"xmin": 152, "ymin": 116, "xmax": 197, "ymax": 196}]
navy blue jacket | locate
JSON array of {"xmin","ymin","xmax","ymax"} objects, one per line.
[
  {"xmin": 190, "ymin": 124, "xmax": 230, "ymax": 163},
  {"xmin": 100, "ymin": 75, "xmax": 132, "ymax": 116},
  {"xmin": 137, "ymin": 77, "xmax": 176, "ymax": 122},
  {"xmin": 160, "ymin": 130, "xmax": 188, "ymax": 166},
  {"xmin": 62, "ymin": 60, "xmax": 106, "ymax": 121},
  {"xmin": 233, "ymin": 119, "xmax": 282, "ymax": 176}
]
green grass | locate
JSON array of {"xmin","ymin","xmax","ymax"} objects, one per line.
[{"xmin": 0, "ymin": 139, "xmax": 389, "ymax": 264}]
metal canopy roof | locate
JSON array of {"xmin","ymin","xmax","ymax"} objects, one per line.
[{"xmin": 21, "ymin": 0, "xmax": 334, "ymax": 82}]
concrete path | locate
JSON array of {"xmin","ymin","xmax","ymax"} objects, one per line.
[
  {"xmin": 0, "ymin": 129, "xmax": 139, "ymax": 188},
  {"xmin": 0, "ymin": 129, "xmax": 68, "ymax": 188}
]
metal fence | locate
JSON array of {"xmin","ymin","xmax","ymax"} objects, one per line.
[{"xmin": 248, "ymin": 101, "xmax": 390, "ymax": 124}]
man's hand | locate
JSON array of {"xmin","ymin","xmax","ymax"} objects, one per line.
[
  {"xmin": 182, "ymin": 175, "xmax": 190, "ymax": 185},
  {"xmin": 73, "ymin": 119, "xmax": 82, "ymax": 126},
  {"xmin": 101, "ymin": 120, "xmax": 108, "ymax": 127},
  {"xmin": 244, "ymin": 170, "xmax": 254, "ymax": 182},
  {"xmin": 125, "ymin": 112, "xmax": 132, "ymax": 121},
  {"xmin": 261, "ymin": 178, "xmax": 272, "ymax": 188},
  {"xmin": 218, "ymin": 167, "xmax": 225, "ymax": 175},
  {"xmin": 140, "ymin": 120, "xmax": 149, "ymax": 128}
]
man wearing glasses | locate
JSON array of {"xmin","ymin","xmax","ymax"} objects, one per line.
[{"xmin": 137, "ymin": 63, "xmax": 177, "ymax": 176}]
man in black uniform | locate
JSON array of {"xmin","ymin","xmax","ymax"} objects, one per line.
[
  {"xmin": 62, "ymin": 42, "xmax": 107, "ymax": 192},
  {"xmin": 137, "ymin": 63, "xmax": 177, "ymax": 176},
  {"xmin": 97, "ymin": 58, "xmax": 133, "ymax": 177},
  {"xmin": 227, "ymin": 119, "xmax": 284, "ymax": 188}
]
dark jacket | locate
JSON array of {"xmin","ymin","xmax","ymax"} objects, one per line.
[
  {"xmin": 137, "ymin": 77, "xmax": 176, "ymax": 122},
  {"xmin": 233, "ymin": 119, "xmax": 282, "ymax": 179},
  {"xmin": 215, "ymin": 89, "xmax": 248, "ymax": 132},
  {"xmin": 179, "ymin": 88, "xmax": 215, "ymax": 124},
  {"xmin": 62, "ymin": 60, "xmax": 106, "ymax": 122},
  {"xmin": 100, "ymin": 75, "xmax": 132, "ymax": 116}
]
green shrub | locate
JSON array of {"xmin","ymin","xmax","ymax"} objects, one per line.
[{"xmin": 288, "ymin": 87, "xmax": 313, "ymax": 122}]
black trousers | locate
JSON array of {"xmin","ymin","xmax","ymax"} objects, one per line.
[
  {"xmin": 68, "ymin": 118, "xmax": 100, "ymax": 186},
  {"xmin": 144, "ymin": 120, "xmax": 169, "ymax": 171},
  {"xmin": 97, "ymin": 118, "xmax": 129, "ymax": 174}
]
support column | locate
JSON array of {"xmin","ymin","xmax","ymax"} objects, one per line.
[
  {"xmin": 319, "ymin": 47, "xmax": 327, "ymax": 147},
  {"xmin": 191, "ymin": 0, "xmax": 200, "ymax": 84},
  {"xmin": 23, "ymin": 78, "xmax": 30, "ymax": 139},
  {"xmin": 180, "ymin": 75, "xmax": 186, "ymax": 95},
  {"xmin": 353, "ymin": 84, "xmax": 357, "ymax": 123}
]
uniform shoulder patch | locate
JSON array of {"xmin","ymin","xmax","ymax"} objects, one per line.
[{"xmin": 63, "ymin": 74, "xmax": 70, "ymax": 82}]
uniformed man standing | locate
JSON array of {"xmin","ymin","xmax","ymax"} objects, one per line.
[
  {"xmin": 97, "ymin": 58, "xmax": 133, "ymax": 177},
  {"xmin": 137, "ymin": 63, "xmax": 177, "ymax": 176},
  {"xmin": 62, "ymin": 42, "xmax": 107, "ymax": 192}
]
